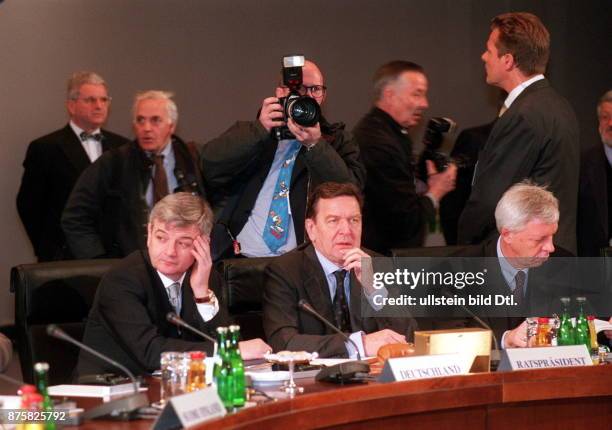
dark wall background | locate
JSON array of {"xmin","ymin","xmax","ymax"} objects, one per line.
[{"xmin": 0, "ymin": 0, "xmax": 609, "ymax": 324}]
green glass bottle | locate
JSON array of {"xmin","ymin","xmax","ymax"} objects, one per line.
[
  {"xmin": 213, "ymin": 327, "xmax": 231, "ymax": 408},
  {"xmin": 558, "ymin": 297, "xmax": 574, "ymax": 346},
  {"xmin": 574, "ymin": 297, "xmax": 589, "ymax": 349},
  {"xmin": 228, "ymin": 325, "xmax": 246, "ymax": 408},
  {"xmin": 33, "ymin": 362, "xmax": 56, "ymax": 430}
]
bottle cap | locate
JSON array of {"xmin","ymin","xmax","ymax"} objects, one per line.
[
  {"xmin": 229, "ymin": 325, "xmax": 241, "ymax": 332},
  {"xmin": 587, "ymin": 315, "xmax": 595, "ymax": 320},
  {"xmin": 34, "ymin": 362, "xmax": 50, "ymax": 372},
  {"xmin": 18, "ymin": 384, "xmax": 37, "ymax": 395},
  {"xmin": 190, "ymin": 351, "xmax": 205, "ymax": 360},
  {"xmin": 538, "ymin": 317, "xmax": 549, "ymax": 323},
  {"xmin": 216, "ymin": 326, "xmax": 228, "ymax": 334}
]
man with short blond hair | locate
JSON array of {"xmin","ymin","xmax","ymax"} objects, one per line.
[
  {"xmin": 62, "ymin": 91, "xmax": 205, "ymax": 259},
  {"xmin": 458, "ymin": 12, "xmax": 579, "ymax": 254},
  {"xmin": 77, "ymin": 193, "xmax": 270, "ymax": 377},
  {"xmin": 17, "ymin": 71, "xmax": 129, "ymax": 261}
]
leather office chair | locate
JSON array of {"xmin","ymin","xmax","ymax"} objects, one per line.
[
  {"xmin": 216, "ymin": 257, "xmax": 275, "ymax": 341},
  {"xmin": 11, "ymin": 259, "xmax": 119, "ymax": 385}
]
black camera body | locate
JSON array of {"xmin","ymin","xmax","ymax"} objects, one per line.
[
  {"xmin": 417, "ymin": 117, "xmax": 458, "ymax": 180},
  {"xmin": 273, "ymin": 55, "xmax": 321, "ymax": 140}
]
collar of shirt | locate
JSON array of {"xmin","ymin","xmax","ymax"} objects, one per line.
[
  {"xmin": 496, "ymin": 236, "xmax": 529, "ymax": 292},
  {"xmin": 69, "ymin": 120, "xmax": 101, "ymax": 140},
  {"xmin": 314, "ymin": 248, "xmax": 348, "ymax": 302},
  {"xmin": 604, "ymin": 144, "xmax": 612, "ymax": 167},
  {"xmin": 503, "ymin": 74, "xmax": 545, "ymax": 110},
  {"xmin": 157, "ymin": 270, "xmax": 187, "ymax": 289},
  {"xmin": 147, "ymin": 139, "xmax": 173, "ymax": 159}
]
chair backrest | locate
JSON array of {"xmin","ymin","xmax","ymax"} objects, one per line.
[
  {"xmin": 11, "ymin": 259, "xmax": 119, "ymax": 385},
  {"xmin": 216, "ymin": 257, "xmax": 275, "ymax": 341}
]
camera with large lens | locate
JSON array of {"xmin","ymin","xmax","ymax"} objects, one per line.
[
  {"xmin": 273, "ymin": 55, "xmax": 321, "ymax": 140},
  {"xmin": 417, "ymin": 117, "xmax": 459, "ymax": 179}
]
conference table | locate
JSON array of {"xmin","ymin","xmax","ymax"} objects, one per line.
[{"xmin": 69, "ymin": 363, "xmax": 611, "ymax": 429}]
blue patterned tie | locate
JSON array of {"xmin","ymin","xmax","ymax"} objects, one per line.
[{"xmin": 263, "ymin": 140, "xmax": 301, "ymax": 253}]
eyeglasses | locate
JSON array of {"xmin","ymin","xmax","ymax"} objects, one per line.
[
  {"xmin": 74, "ymin": 96, "xmax": 112, "ymax": 105},
  {"xmin": 281, "ymin": 85, "xmax": 327, "ymax": 98},
  {"xmin": 297, "ymin": 85, "xmax": 327, "ymax": 97}
]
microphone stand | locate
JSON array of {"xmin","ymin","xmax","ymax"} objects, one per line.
[
  {"xmin": 46, "ymin": 324, "xmax": 148, "ymax": 420},
  {"xmin": 298, "ymin": 300, "xmax": 370, "ymax": 383}
]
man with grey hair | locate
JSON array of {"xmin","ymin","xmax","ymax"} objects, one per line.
[
  {"xmin": 77, "ymin": 193, "xmax": 270, "ymax": 377},
  {"xmin": 577, "ymin": 89, "xmax": 612, "ymax": 257},
  {"xmin": 353, "ymin": 60, "xmax": 457, "ymax": 255},
  {"xmin": 62, "ymin": 90, "xmax": 205, "ymax": 259},
  {"xmin": 17, "ymin": 71, "xmax": 129, "ymax": 261},
  {"xmin": 456, "ymin": 181, "xmax": 572, "ymax": 348}
]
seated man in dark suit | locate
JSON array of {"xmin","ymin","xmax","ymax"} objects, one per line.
[
  {"xmin": 17, "ymin": 71, "xmax": 129, "ymax": 261},
  {"xmin": 77, "ymin": 193, "xmax": 270, "ymax": 377},
  {"xmin": 456, "ymin": 181, "xmax": 573, "ymax": 348},
  {"xmin": 62, "ymin": 90, "xmax": 205, "ymax": 259},
  {"xmin": 263, "ymin": 182, "xmax": 413, "ymax": 358}
]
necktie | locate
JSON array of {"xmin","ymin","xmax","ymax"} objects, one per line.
[
  {"xmin": 332, "ymin": 270, "xmax": 351, "ymax": 333},
  {"xmin": 152, "ymin": 154, "xmax": 169, "ymax": 204},
  {"xmin": 79, "ymin": 131, "xmax": 103, "ymax": 141},
  {"xmin": 262, "ymin": 140, "xmax": 301, "ymax": 253},
  {"xmin": 513, "ymin": 270, "xmax": 526, "ymax": 306},
  {"xmin": 167, "ymin": 282, "xmax": 181, "ymax": 315}
]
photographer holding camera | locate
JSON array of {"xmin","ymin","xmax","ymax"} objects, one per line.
[
  {"xmin": 353, "ymin": 60, "xmax": 457, "ymax": 255},
  {"xmin": 201, "ymin": 56, "xmax": 365, "ymax": 260}
]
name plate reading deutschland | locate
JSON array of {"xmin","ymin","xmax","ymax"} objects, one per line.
[
  {"xmin": 497, "ymin": 345, "xmax": 592, "ymax": 372},
  {"xmin": 153, "ymin": 387, "xmax": 226, "ymax": 430},
  {"xmin": 379, "ymin": 353, "xmax": 471, "ymax": 383}
]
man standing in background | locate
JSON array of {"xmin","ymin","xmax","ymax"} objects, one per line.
[
  {"xmin": 458, "ymin": 12, "xmax": 579, "ymax": 254},
  {"xmin": 17, "ymin": 71, "xmax": 128, "ymax": 261}
]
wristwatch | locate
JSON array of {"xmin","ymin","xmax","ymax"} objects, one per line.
[{"xmin": 194, "ymin": 289, "xmax": 216, "ymax": 304}]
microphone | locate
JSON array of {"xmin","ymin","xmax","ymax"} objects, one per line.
[
  {"xmin": 166, "ymin": 312, "xmax": 217, "ymax": 355},
  {"xmin": 298, "ymin": 300, "xmax": 370, "ymax": 383},
  {"xmin": 298, "ymin": 300, "xmax": 362, "ymax": 360},
  {"xmin": 46, "ymin": 324, "xmax": 148, "ymax": 420}
]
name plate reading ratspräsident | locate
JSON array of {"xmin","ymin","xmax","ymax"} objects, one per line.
[
  {"xmin": 379, "ymin": 353, "xmax": 472, "ymax": 383},
  {"xmin": 153, "ymin": 386, "xmax": 226, "ymax": 430},
  {"xmin": 497, "ymin": 345, "xmax": 592, "ymax": 372}
]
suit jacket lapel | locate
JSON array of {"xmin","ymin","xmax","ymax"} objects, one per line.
[
  {"xmin": 302, "ymin": 245, "xmax": 337, "ymax": 326},
  {"xmin": 58, "ymin": 124, "xmax": 91, "ymax": 172}
]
